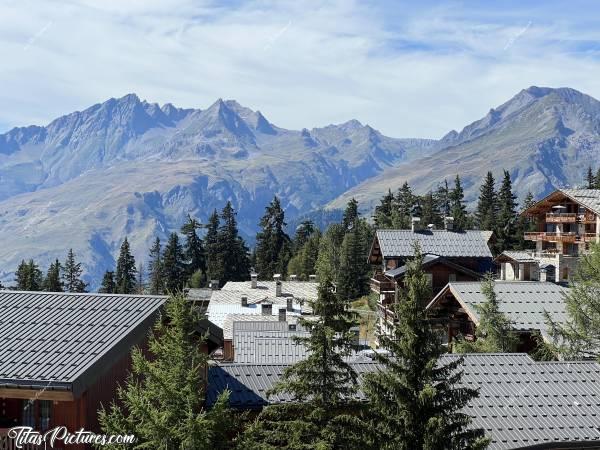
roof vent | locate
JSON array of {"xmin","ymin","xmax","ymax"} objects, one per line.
[
  {"xmin": 411, "ymin": 217, "xmax": 421, "ymax": 232},
  {"xmin": 261, "ymin": 303, "xmax": 272, "ymax": 316},
  {"xmin": 210, "ymin": 280, "xmax": 219, "ymax": 290},
  {"xmin": 274, "ymin": 274, "xmax": 282, "ymax": 297},
  {"xmin": 250, "ymin": 272, "xmax": 258, "ymax": 289},
  {"xmin": 444, "ymin": 216, "xmax": 454, "ymax": 231},
  {"xmin": 241, "ymin": 296, "xmax": 248, "ymax": 307}
]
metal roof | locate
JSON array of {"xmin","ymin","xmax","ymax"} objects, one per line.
[
  {"xmin": 207, "ymin": 303, "xmax": 303, "ymax": 333},
  {"xmin": 385, "ymin": 254, "xmax": 440, "ymax": 278},
  {"xmin": 375, "ymin": 229, "xmax": 493, "ymax": 259},
  {"xmin": 221, "ymin": 281, "xmax": 318, "ymax": 300},
  {"xmin": 207, "ymin": 353, "xmax": 600, "ymax": 449},
  {"xmin": 233, "ymin": 326, "xmax": 310, "ymax": 364},
  {"xmin": 433, "ymin": 281, "xmax": 570, "ymax": 338},
  {"xmin": 560, "ymin": 189, "xmax": 600, "ymax": 215},
  {"xmin": 495, "ymin": 251, "xmax": 539, "ymax": 263},
  {"xmin": 208, "ymin": 290, "xmax": 313, "ymax": 315},
  {"xmin": 222, "ymin": 315, "xmax": 300, "ymax": 340},
  {"xmin": 0, "ymin": 290, "xmax": 166, "ymax": 395}
]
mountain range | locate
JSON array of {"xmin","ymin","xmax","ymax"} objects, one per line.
[{"xmin": 1, "ymin": 86, "xmax": 598, "ymax": 288}]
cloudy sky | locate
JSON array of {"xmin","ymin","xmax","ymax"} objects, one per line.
[{"xmin": 2, "ymin": 0, "xmax": 600, "ymax": 138}]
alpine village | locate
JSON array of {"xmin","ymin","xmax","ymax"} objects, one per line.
[{"xmin": 5, "ymin": 169, "xmax": 600, "ymax": 450}]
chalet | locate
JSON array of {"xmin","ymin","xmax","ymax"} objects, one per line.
[
  {"xmin": 0, "ymin": 291, "xmax": 167, "ymax": 449},
  {"xmin": 206, "ymin": 353, "xmax": 600, "ymax": 449},
  {"xmin": 521, "ymin": 188, "xmax": 600, "ymax": 282},
  {"xmin": 425, "ymin": 281, "xmax": 569, "ymax": 350},
  {"xmin": 368, "ymin": 220, "xmax": 494, "ymax": 338}
]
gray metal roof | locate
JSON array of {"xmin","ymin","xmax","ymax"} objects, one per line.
[
  {"xmin": 434, "ymin": 281, "xmax": 570, "ymax": 338},
  {"xmin": 496, "ymin": 251, "xmax": 539, "ymax": 263},
  {"xmin": 207, "ymin": 353, "xmax": 600, "ymax": 449},
  {"xmin": 0, "ymin": 290, "xmax": 166, "ymax": 395},
  {"xmin": 221, "ymin": 281, "xmax": 318, "ymax": 300},
  {"xmin": 208, "ymin": 303, "xmax": 304, "ymax": 334},
  {"xmin": 375, "ymin": 229, "xmax": 493, "ymax": 259},
  {"xmin": 233, "ymin": 326, "xmax": 310, "ymax": 364},
  {"xmin": 560, "ymin": 189, "xmax": 600, "ymax": 215},
  {"xmin": 385, "ymin": 254, "xmax": 440, "ymax": 278}
]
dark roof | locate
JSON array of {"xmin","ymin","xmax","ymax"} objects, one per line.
[
  {"xmin": 385, "ymin": 254, "xmax": 440, "ymax": 278},
  {"xmin": 374, "ymin": 229, "xmax": 493, "ymax": 259},
  {"xmin": 0, "ymin": 290, "xmax": 166, "ymax": 395},
  {"xmin": 385, "ymin": 254, "xmax": 484, "ymax": 280},
  {"xmin": 207, "ymin": 353, "xmax": 600, "ymax": 449}
]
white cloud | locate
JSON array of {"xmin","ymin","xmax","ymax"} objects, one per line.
[{"xmin": 1, "ymin": 0, "xmax": 600, "ymax": 138}]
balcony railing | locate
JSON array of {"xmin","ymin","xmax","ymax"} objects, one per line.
[
  {"xmin": 0, "ymin": 429, "xmax": 41, "ymax": 450},
  {"xmin": 370, "ymin": 273, "xmax": 395, "ymax": 294},
  {"xmin": 546, "ymin": 212, "xmax": 577, "ymax": 223},
  {"xmin": 524, "ymin": 232, "xmax": 577, "ymax": 243}
]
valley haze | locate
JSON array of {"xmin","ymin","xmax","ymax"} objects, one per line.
[{"xmin": 2, "ymin": 85, "xmax": 598, "ymax": 288}]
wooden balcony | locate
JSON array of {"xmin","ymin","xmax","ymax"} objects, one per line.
[
  {"xmin": 370, "ymin": 273, "xmax": 395, "ymax": 294},
  {"xmin": 0, "ymin": 429, "xmax": 41, "ymax": 450},
  {"xmin": 524, "ymin": 232, "xmax": 577, "ymax": 243},
  {"xmin": 546, "ymin": 213, "xmax": 577, "ymax": 223},
  {"xmin": 580, "ymin": 233, "xmax": 598, "ymax": 243}
]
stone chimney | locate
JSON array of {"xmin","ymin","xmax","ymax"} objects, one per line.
[
  {"xmin": 250, "ymin": 272, "xmax": 258, "ymax": 289},
  {"xmin": 274, "ymin": 274, "xmax": 282, "ymax": 297},
  {"xmin": 286, "ymin": 297, "xmax": 294, "ymax": 312},
  {"xmin": 411, "ymin": 217, "xmax": 421, "ymax": 232},
  {"xmin": 241, "ymin": 295, "xmax": 248, "ymax": 307},
  {"xmin": 289, "ymin": 274, "xmax": 298, "ymax": 282},
  {"xmin": 309, "ymin": 274, "xmax": 317, "ymax": 282},
  {"xmin": 278, "ymin": 308, "xmax": 286, "ymax": 322},
  {"xmin": 210, "ymin": 279, "xmax": 219, "ymax": 290},
  {"xmin": 261, "ymin": 303, "xmax": 272, "ymax": 316},
  {"xmin": 444, "ymin": 216, "xmax": 454, "ymax": 231}
]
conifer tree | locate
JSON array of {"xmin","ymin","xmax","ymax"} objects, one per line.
[
  {"xmin": 115, "ymin": 238, "xmax": 137, "ymax": 294},
  {"xmin": 99, "ymin": 295, "xmax": 236, "ymax": 449},
  {"xmin": 496, "ymin": 170, "xmax": 518, "ymax": 252},
  {"xmin": 476, "ymin": 171, "xmax": 497, "ymax": 232},
  {"xmin": 147, "ymin": 237, "xmax": 164, "ymax": 295},
  {"xmin": 287, "ymin": 230, "xmax": 321, "ymax": 280},
  {"xmin": 292, "ymin": 220, "xmax": 316, "ymax": 252},
  {"xmin": 363, "ymin": 246, "xmax": 489, "ymax": 450},
  {"xmin": 181, "ymin": 215, "xmax": 206, "ymax": 284},
  {"xmin": 393, "ymin": 182, "xmax": 416, "ymax": 229},
  {"xmin": 420, "ymin": 190, "xmax": 443, "ymax": 228},
  {"xmin": 219, "ymin": 202, "xmax": 251, "ymax": 282},
  {"xmin": 595, "ymin": 168, "xmax": 600, "ymax": 189},
  {"xmin": 239, "ymin": 279, "xmax": 362, "ymax": 449},
  {"xmin": 62, "ymin": 249, "xmax": 87, "ymax": 293},
  {"xmin": 255, "ymin": 196, "xmax": 292, "ymax": 278},
  {"xmin": 162, "ymin": 232, "xmax": 185, "ymax": 293},
  {"xmin": 342, "ymin": 198, "xmax": 359, "ymax": 230},
  {"xmin": 99, "ymin": 271, "xmax": 116, "ymax": 294},
  {"xmin": 43, "ymin": 259, "xmax": 63, "ymax": 292},
  {"xmin": 436, "ymin": 179, "xmax": 451, "ymax": 217},
  {"xmin": 338, "ymin": 220, "xmax": 371, "ymax": 300},
  {"xmin": 587, "ymin": 166, "xmax": 595, "ymax": 189},
  {"xmin": 136, "ymin": 262, "xmax": 145, "ymax": 294},
  {"xmin": 453, "ymin": 275, "xmax": 518, "ymax": 353},
  {"xmin": 15, "ymin": 259, "xmax": 43, "ymax": 291},
  {"xmin": 449, "ymin": 174, "xmax": 469, "ymax": 231},
  {"xmin": 204, "ymin": 209, "xmax": 223, "ymax": 283},
  {"xmin": 315, "ymin": 223, "xmax": 346, "ymax": 283},
  {"xmin": 374, "ymin": 189, "xmax": 395, "ymax": 228}
]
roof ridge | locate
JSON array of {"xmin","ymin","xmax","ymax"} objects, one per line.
[{"xmin": 0, "ymin": 289, "xmax": 168, "ymax": 299}]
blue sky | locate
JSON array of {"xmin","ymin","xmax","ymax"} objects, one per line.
[{"xmin": 1, "ymin": 0, "xmax": 600, "ymax": 138}]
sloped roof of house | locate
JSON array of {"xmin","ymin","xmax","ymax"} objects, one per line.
[
  {"xmin": 207, "ymin": 353, "xmax": 600, "ymax": 449},
  {"xmin": 221, "ymin": 280, "xmax": 318, "ymax": 300},
  {"xmin": 495, "ymin": 251, "xmax": 539, "ymax": 263},
  {"xmin": 232, "ymin": 323, "xmax": 310, "ymax": 364},
  {"xmin": 385, "ymin": 254, "xmax": 484, "ymax": 280},
  {"xmin": 427, "ymin": 281, "xmax": 569, "ymax": 339},
  {"xmin": 207, "ymin": 303, "xmax": 304, "ymax": 331},
  {"xmin": 373, "ymin": 229, "xmax": 493, "ymax": 259},
  {"xmin": 0, "ymin": 291, "xmax": 166, "ymax": 396},
  {"xmin": 560, "ymin": 189, "xmax": 600, "ymax": 215}
]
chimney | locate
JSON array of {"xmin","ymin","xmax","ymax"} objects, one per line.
[
  {"xmin": 309, "ymin": 274, "xmax": 317, "ymax": 282},
  {"xmin": 210, "ymin": 279, "xmax": 219, "ymax": 290},
  {"xmin": 274, "ymin": 274, "xmax": 282, "ymax": 297},
  {"xmin": 250, "ymin": 272, "xmax": 258, "ymax": 289},
  {"xmin": 289, "ymin": 274, "xmax": 298, "ymax": 282},
  {"xmin": 261, "ymin": 303, "xmax": 272, "ymax": 316},
  {"xmin": 278, "ymin": 308, "xmax": 286, "ymax": 322},
  {"xmin": 286, "ymin": 297, "xmax": 294, "ymax": 312},
  {"xmin": 444, "ymin": 216, "xmax": 454, "ymax": 231},
  {"xmin": 411, "ymin": 217, "xmax": 421, "ymax": 232},
  {"xmin": 241, "ymin": 295, "xmax": 248, "ymax": 307}
]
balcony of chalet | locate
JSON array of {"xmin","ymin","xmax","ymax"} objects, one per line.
[
  {"xmin": 0, "ymin": 429, "xmax": 41, "ymax": 450},
  {"xmin": 545, "ymin": 212, "xmax": 577, "ymax": 223},
  {"xmin": 524, "ymin": 231, "xmax": 597, "ymax": 244},
  {"xmin": 370, "ymin": 272, "xmax": 395, "ymax": 295}
]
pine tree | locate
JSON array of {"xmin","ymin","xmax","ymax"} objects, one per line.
[
  {"xmin": 420, "ymin": 191, "xmax": 443, "ymax": 228},
  {"xmin": 163, "ymin": 232, "xmax": 185, "ymax": 293},
  {"xmin": 450, "ymin": 174, "xmax": 469, "ymax": 231},
  {"xmin": 315, "ymin": 223, "xmax": 346, "ymax": 283},
  {"xmin": 337, "ymin": 220, "xmax": 371, "ymax": 300},
  {"xmin": 181, "ymin": 215, "xmax": 206, "ymax": 284},
  {"xmin": 239, "ymin": 279, "xmax": 362, "ymax": 449},
  {"xmin": 595, "ymin": 168, "xmax": 600, "ymax": 189},
  {"xmin": 476, "ymin": 171, "xmax": 497, "ymax": 232},
  {"xmin": 136, "ymin": 262, "xmax": 145, "ymax": 294},
  {"xmin": 342, "ymin": 198, "xmax": 359, "ymax": 230},
  {"xmin": 292, "ymin": 220, "xmax": 316, "ymax": 252},
  {"xmin": 204, "ymin": 209, "xmax": 223, "ymax": 283},
  {"xmin": 255, "ymin": 196, "xmax": 292, "ymax": 279},
  {"xmin": 363, "ymin": 246, "xmax": 489, "ymax": 449},
  {"xmin": 374, "ymin": 189, "xmax": 395, "ymax": 229},
  {"xmin": 43, "ymin": 259, "xmax": 63, "ymax": 292},
  {"xmin": 147, "ymin": 237, "xmax": 164, "ymax": 295},
  {"xmin": 219, "ymin": 202, "xmax": 251, "ymax": 283},
  {"xmin": 99, "ymin": 271, "xmax": 116, "ymax": 294},
  {"xmin": 453, "ymin": 275, "xmax": 518, "ymax": 353},
  {"xmin": 436, "ymin": 179, "xmax": 451, "ymax": 217},
  {"xmin": 98, "ymin": 295, "xmax": 236, "ymax": 449},
  {"xmin": 15, "ymin": 259, "xmax": 43, "ymax": 291},
  {"xmin": 546, "ymin": 242, "xmax": 600, "ymax": 359},
  {"xmin": 115, "ymin": 238, "xmax": 137, "ymax": 294},
  {"xmin": 393, "ymin": 182, "xmax": 416, "ymax": 229},
  {"xmin": 496, "ymin": 170, "xmax": 518, "ymax": 252},
  {"xmin": 62, "ymin": 249, "xmax": 87, "ymax": 293},
  {"xmin": 587, "ymin": 166, "xmax": 595, "ymax": 189},
  {"xmin": 287, "ymin": 230, "xmax": 321, "ymax": 280}
]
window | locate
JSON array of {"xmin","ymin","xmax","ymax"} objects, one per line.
[
  {"xmin": 22, "ymin": 400, "xmax": 35, "ymax": 428},
  {"xmin": 39, "ymin": 400, "xmax": 51, "ymax": 431}
]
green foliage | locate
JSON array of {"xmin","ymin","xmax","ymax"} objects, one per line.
[
  {"xmin": 98, "ymin": 295, "xmax": 237, "ymax": 449},
  {"xmin": 115, "ymin": 238, "xmax": 137, "ymax": 294},
  {"xmin": 204, "ymin": 209, "xmax": 222, "ymax": 283},
  {"xmin": 99, "ymin": 271, "xmax": 116, "ymax": 294},
  {"xmin": 476, "ymin": 171, "xmax": 497, "ymax": 232},
  {"xmin": 315, "ymin": 223, "xmax": 345, "ymax": 283},
  {"xmin": 419, "ymin": 190, "xmax": 443, "ymax": 229},
  {"xmin": 43, "ymin": 259, "xmax": 63, "ymax": 292},
  {"xmin": 546, "ymin": 242, "xmax": 600, "ymax": 359},
  {"xmin": 363, "ymin": 246, "xmax": 489, "ymax": 450},
  {"xmin": 293, "ymin": 220, "xmax": 316, "ymax": 253},
  {"xmin": 587, "ymin": 166, "xmax": 595, "ymax": 189},
  {"xmin": 163, "ymin": 232, "xmax": 186, "ymax": 293},
  {"xmin": 337, "ymin": 219, "xmax": 372, "ymax": 301},
  {"xmin": 495, "ymin": 170, "xmax": 519, "ymax": 252},
  {"xmin": 287, "ymin": 230, "xmax": 321, "ymax": 280},
  {"xmin": 15, "ymin": 259, "xmax": 43, "ymax": 291},
  {"xmin": 63, "ymin": 248, "xmax": 87, "ymax": 292},
  {"xmin": 218, "ymin": 201, "xmax": 251, "ymax": 283},
  {"xmin": 393, "ymin": 182, "xmax": 417, "ymax": 228},
  {"xmin": 255, "ymin": 196, "xmax": 293, "ymax": 279},
  {"xmin": 148, "ymin": 237, "xmax": 164, "ymax": 295},
  {"xmin": 342, "ymin": 198, "xmax": 359, "ymax": 230},
  {"xmin": 239, "ymin": 279, "xmax": 361, "ymax": 449},
  {"xmin": 181, "ymin": 215, "xmax": 206, "ymax": 283},
  {"xmin": 449, "ymin": 175, "xmax": 469, "ymax": 231},
  {"xmin": 373, "ymin": 189, "xmax": 395, "ymax": 229},
  {"xmin": 453, "ymin": 275, "xmax": 518, "ymax": 354},
  {"xmin": 188, "ymin": 270, "xmax": 204, "ymax": 288}
]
